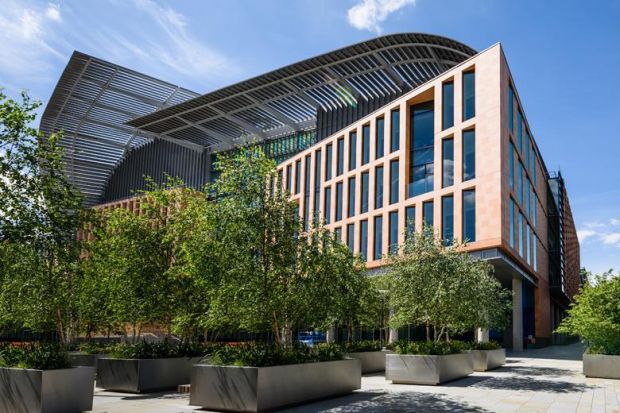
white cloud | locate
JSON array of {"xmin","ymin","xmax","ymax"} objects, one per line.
[
  {"xmin": 577, "ymin": 229, "xmax": 596, "ymax": 242},
  {"xmin": 602, "ymin": 233, "xmax": 620, "ymax": 246},
  {"xmin": 347, "ymin": 0, "xmax": 416, "ymax": 33},
  {"xmin": 610, "ymin": 218, "xmax": 620, "ymax": 226},
  {"xmin": 45, "ymin": 3, "xmax": 61, "ymax": 22}
]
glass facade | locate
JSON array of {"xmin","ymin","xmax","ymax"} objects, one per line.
[
  {"xmin": 335, "ymin": 181, "xmax": 343, "ymax": 222},
  {"xmin": 361, "ymin": 171, "xmax": 369, "ymax": 213},
  {"xmin": 405, "ymin": 206, "xmax": 415, "ymax": 238},
  {"xmin": 518, "ymin": 162, "xmax": 524, "ymax": 204},
  {"xmin": 409, "ymin": 101, "xmax": 434, "ymax": 197},
  {"xmin": 375, "ymin": 165, "xmax": 384, "ymax": 209},
  {"xmin": 349, "ymin": 131, "xmax": 357, "ymax": 171},
  {"xmin": 373, "ymin": 215, "xmax": 383, "ymax": 260},
  {"xmin": 463, "ymin": 129, "xmax": 475, "ymax": 181},
  {"xmin": 508, "ymin": 85, "xmax": 514, "ymax": 132},
  {"xmin": 526, "ymin": 224, "xmax": 531, "ymax": 265},
  {"xmin": 334, "ymin": 227, "xmax": 342, "ymax": 242},
  {"xmin": 324, "ymin": 186, "xmax": 331, "ymax": 224},
  {"xmin": 362, "ymin": 125, "xmax": 370, "ymax": 165},
  {"xmin": 518, "ymin": 211, "xmax": 524, "ymax": 257},
  {"xmin": 517, "ymin": 111, "xmax": 523, "ymax": 152},
  {"xmin": 509, "ymin": 143, "xmax": 515, "ymax": 189},
  {"xmin": 423, "ymin": 200, "xmax": 434, "ymax": 227},
  {"xmin": 442, "ymin": 81, "xmax": 454, "ymax": 130},
  {"xmin": 303, "ymin": 155, "xmax": 311, "ymax": 230},
  {"xmin": 347, "ymin": 223, "xmax": 355, "ymax": 253},
  {"xmin": 442, "ymin": 195, "xmax": 454, "ymax": 245},
  {"xmin": 360, "ymin": 220, "xmax": 368, "ymax": 261},
  {"xmin": 463, "ymin": 189, "xmax": 476, "ymax": 242},
  {"xmin": 313, "ymin": 150, "xmax": 321, "ymax": 221},
  {"xmin": 442, "ymin": 138, "xmax": 454, "ymax": 188},
  {"xmin": 390, "ymin": 159, "xmax": 399, "ymax": 204},
  {"xmin": 295, "ymin": 160, "xmax": 301, "ymax": 194},
  {"xmin": 325, "ymin": 143, "xmax": 333, "ymax": 180},
  {"xmin": 389, "ymin": 210, "xmax": 399, "ymax": 254},
  {"xmin": 463, "ymin": 71, "xmax": 475, "ymax": 120},
  {"xmin": 337, "ymin": 138, "xmax": 344, "ymax": 176},
  {"xmin": 509, "ymin": 198, "xmax": 515, "ymax": 248},
  {"xmin": 348, "ymin": 177, "xmax": 356, "ymax": 218},
  {"xmin": 376, "ymin": 117, "xmax": 384, "ymax": 159},
  {"xmin": 390, "ymin": 109, "xmax": 400, "ymax": 152},
  {"xmin": 286, "ymin": 164, "xmax": 292, "ymax": 193}
]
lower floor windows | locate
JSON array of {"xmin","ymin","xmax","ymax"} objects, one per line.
[
  {"xmin": 405, "ymin": 206, "xmax": 415, "ymax": 239},
  {"xmin": 360, "ymin": 220, "xmax": 368, "ymax": 261},
  {"xmin": 442, "ymin": 195, "xmax": 454, "ymax": 245},
  {"xmin": 347, "ymin": 223, "xmax": 355, "ymax": 253},
  {"xmin": 389, "ymin": 211, "xmax": 398, "ymax": 254},
  {"xmin": 462, "ymin": 189, "xmax": 476, "ymax": 242},
  {"xmin": 423, "ymin": 200, "xmax": 434, "ymax": 228},
  {"xmin": 374, "ymin": 215, "xmax": 383, "ymax": 260}
]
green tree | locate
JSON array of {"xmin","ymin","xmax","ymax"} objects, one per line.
[
  {"xmin": 556, "ymin": 270, "xmax": 620, "ymax": 355},
  {"xmin": 386, "ymin": 227, "xmax": 511, "ymax": 342}
]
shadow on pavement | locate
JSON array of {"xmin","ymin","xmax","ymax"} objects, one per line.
[
  {"xmin": 507, "ymin": 343, "xmax": 585, "ymax": 361},
  {"xmin": 495, "ymin": 365, "xmax": 577, "ymax": 378},
  {"xmin": 458, "ymin": 376, "xmax": 593, "ymax": 394}
]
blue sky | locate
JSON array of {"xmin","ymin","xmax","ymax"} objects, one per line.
[{"xmin": 1, "ymin": 0, "xmax": 619, "ymax": 274}]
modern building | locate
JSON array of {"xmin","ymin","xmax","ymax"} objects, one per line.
[{"xmin": 40, "ymin": 34, "xmax": 579, "ymax": 349}]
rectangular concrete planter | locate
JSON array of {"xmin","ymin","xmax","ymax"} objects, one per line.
[
  {"xmin": 468, "ymin": 348, "xmax": 506, "ymax": 371},
  {"xmin": 386, "ymin": 353, "xmax": 473, "ymax": 385},
  {"xmin": 189, "ymin": 359, "xmax": 361, "ymax": 412},
  {"xmin": 0, "ymin": 366, "xmax": 95, "ymax": 413},
  {"xmin": 97, "ymin": 357, "xmax": 203, "ymax": 393},
  {"xmin": 583, "ymin": 354, "xmax": 620, "ymax": 379},
  {"xmin": 348, "ymin": 350, "xmax": 392, "ymax": 373}
]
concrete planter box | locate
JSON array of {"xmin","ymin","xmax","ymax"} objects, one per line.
[
  {"xmin": 583, "ymin": 354, "xmax": 620, "ymax": 379},
  {"xmin": 190, "ymin": 359, "xmax": 361, "ymax": 412},
  {"xmin": 386, "ymin": 353, "xmax": 473, "ymax": 385},
  {"xmin": 348, "ymin": 350, "xmax": 392, "ymax": 373},
  {"xmin": 97, "ymin": 357, "xmax": 203, "ymax": 393},
  {"xmin": 0, "ymin": 366, "xmax": 95, "ymax": 413},
  {"xmin": 468, "ymin": 348, "xmax": 506, "ymax": 371}
]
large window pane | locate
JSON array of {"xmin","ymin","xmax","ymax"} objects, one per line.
[
  {"xmin": 348, "ymin": 177, "xmax": 356, "ymax": 218},
  {"xmin": 286, "ymin": 164, "xmax": 292, "ymax": 193},
  {"xmin": 390, "ymin": 159, "xmax": 399, "ymax": 204},
  {"xmin": 362, "ymin": 125, "xmax": 370, "ymax": 165},
  {"xmin": 360, "ymin": 220, "xmax": 368, "ymax": 261},
  {"xmin": 463, "ymin": 71, "xmax": 475, "ymax": 120},
  {"xmin": 335, "ymin": 181, "xmax": 343, "ymax": 221},
  {"xmin": 361, "ymin": 172, "xmax": 369, "ymax": 214},
  {"xmin": 295, "ymin": 160, "xmax": 301, "ymax": 194},
  {"xmin": 324, "ymin": 186, "xmax": 331, "ymax": 224},
  {"xmin": 463, "ymin": 129, "xmax": 475, "ymax": 181},
  {"xmin": 325, "ymin": 143, "xmax": 333, "ymax": 180},
  {"xmin": 508, "ymin": 85, "xmax": 514, "ymax": 132},
  {"xmin": 390, "ymin": 109, "xmax": 400, "ymax": 152},
  {"xmin": 442, "ymin": 195, "xmax": 454, "ymax": 245},
  {"xmin": 409, "ymin": 101, "xmax": 434, "ymax": 197},
  {"xmin": 526, "ymin": 224, "xmax": 531, "ymax": 265},
  {"xmin": 442, "ymin": 81, "xmax": 454, "ymax": 130},
  {"xmin": 337, "ymin": 138, "xmax": 344, "ymax": 176},
  {"xmin": 347, "ymin": 223, "xmax": 355, "ymax": 253},
  {"xmin": 518, "ymin": 162, "xmax": 524, "ymax": 205},
  {"xmin": 334, "ymin": 227, "xmax": 342, "ymax": 243},
  {"xmin": 376, "ymin": 117, "xmax": 385, "ymax": 159},
  {"xmin": 509, "ymin": 143, "xmax": 515, "ymax": 189},
  {"xmin": 349, "ymin": 131, "xmax": 357, "ymax": 171},
  {"xmin": 518, "ymin": 211, "xmax": 524, "ymax": 257},
  {"xmin": 405, "ymin": 206, "xmax": 415, "ymax": 239},
  {"xmin": 314, "ymin": 150, "xmax": 321, "ymax": 221},
  {"xmin": 442, "ymin": 138, "xmax": 454, "ymax": 188},
  {"xmin": 375, "ymin": 165, "xmax": 384, "ymax": 209},
  {"xmin": 517, "ymin": 111, "xmax": 523, "ymax": 152},
  {"xmin": 423, "ymin": 200, "xmax": 434, "ymax": 228},
  {"xmin": 389, "ymin": 211, "xmax": 398, "ymax": 254},
  {"xmin": 463, "ymin": 189, "xmax": 476, "ymax": 242},
  {"xmin": 509, "ymin": 199, "xmax": 515, "ymax": 248},
  {"xmin": 373, "ymin": 215, "xmax": 383, "ymax": 260},
  {"xmin": 303, "ymin": 155, "xmax": 311, "ymax": 230}
]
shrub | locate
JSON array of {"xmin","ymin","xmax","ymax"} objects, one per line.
[
  {"xmin": 207, "ymin": 342, "xmax": 344, "ymax": 367},
  {"xmin": 0, "ymin": 342, "xmax": 70, "ymax": 370},
  {"xmin": 75, "ymin": 341, "xmax": 118, "ymax": 355},
  {"xmin": 463, "ymin": 341, "xmax": 501, "ymax": 351},
  {"xmin": 110, "ymin": 340, "xmax": 209, "ymax": 359},
  {"xmin": 389, "ymin": 340, "xmax": 464, "ymax": 355},
  {"xmin": 343, "ymin": 340, "xmax": 383, "ymax": 353}
]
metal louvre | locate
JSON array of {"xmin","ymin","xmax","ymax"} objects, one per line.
[
  {"xmin": 39, "ymin": 51, "xmax": 199, "ymax": 206},
  {"xmin": 128, "ymin": 33, "xmax": 476, "ymax": 148}
]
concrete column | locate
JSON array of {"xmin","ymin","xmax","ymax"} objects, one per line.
[
  {"xmin": 326, "ymin": 326, "xmax": 336, "ymax": 343},
  {"xmin": 512, "ymin": 276, "xmax": 523, "ymax": 351},
  {"xmin": 476, "ymin": 328, "xmax": 489, "ymax": 343},
  {"xmin": 388, "ymin": 308, "xmax": 398, "ymax": 343}
]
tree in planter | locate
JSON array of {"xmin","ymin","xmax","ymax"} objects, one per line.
[
  {"xmin": 386, "ymin": 227, "xmax": 511, "ymax": 342},
  {"xmin": 556, "ymin": 270, "xmax": 620, "ymax": 355},
  {"xmin": 0, "ymin": 91, "xmax": 83, "ymax": 344}
]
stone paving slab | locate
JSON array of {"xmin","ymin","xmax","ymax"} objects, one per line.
[{"xmin": 89, "ymin": 343, "xmax": 620, "ymax": 413}]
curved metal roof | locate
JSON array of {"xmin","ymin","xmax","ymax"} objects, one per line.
[
  {"xmin": 128, "ymin": 33, "xmax": 476, "ymax": 150},
  {"xmin": 39, "ymin": 51, "xmax": 199, "ymax": 206}
]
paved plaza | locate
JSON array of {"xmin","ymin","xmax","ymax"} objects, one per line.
[{"xmin": 91, "ymin": 343, "xmax": 620, "ymax": 413}]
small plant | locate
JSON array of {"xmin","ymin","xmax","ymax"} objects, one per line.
[
  {"xmin": 0, "ymin": 342, "xmax": 70, "ymax": 370},
  {"xmin": 110, "ymin": 340, "xmax": 209, "ymax": 359},
  {"xmin": 389, "ymin": 340, "xmax": 464, "ymax": 356},
  {"xmin": 208, "ymin": 342, "xmax": 345, "ymax": 367},
  {"xmin": 76, "ymin": 341, "xmax": 117, "ymax": 354},
  {"xmin": 463, "ymin": 341, "xmax": 501, "ymax": 351},
  {"xmin": 343, "ymin": 340, "xmax": 383, "ymax": 353}
]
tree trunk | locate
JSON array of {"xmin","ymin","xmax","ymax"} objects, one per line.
[{"xmin": 426, "ymin": 322, "xmax": 430, "ymax": 342}]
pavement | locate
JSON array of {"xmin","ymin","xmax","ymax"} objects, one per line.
[{"xmin": 90, "ymin": 343, "xmax": 620, "ymax": 413}]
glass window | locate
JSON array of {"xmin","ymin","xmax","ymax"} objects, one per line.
[
  {"xmin": 375, "ymin": 165, "xmax": 384, "ymax": 209},
  {"xmin": 362, "ymin": 125, "xmax": 370, "ymax": 165},
  {"xmin": 389, "ymin": 211, "xmax": 399, "ymax": 254},
  {"xmin": 509, "ymin": 199, "xmax": 515, "ymax": 248},
  {"xmin": 361, "ymin": 171, "xmax": 369, "ymax": 214},
  {"xmin": 526, "ymin": 179, "xmax": 531, "ymax": 218},
  {"xmin": 334, "ymin": 227, "xmax": 342, "ymax": 243},
  {"xmin": 325, "ymin": 143, "xmax": 333, "ymax": 180},
  {"xmin": 532, "ymin": 193, "xmax": 537, "ymax": 227},
  {"xmin": 324, "ymin": 187, "xmax": 331, "ymax": 224},
  {"xmin": 423, "ymin": 200, "xmax": 434, "ymax": 228},
  {"xmin": 517, "ymin": 112, "xmax": 523, "ymax": 152},
  {"xmin": 390, "ymin": 109, "xmax": 400, "ymax": 152},
  {"xmin": 405, "ymin": 206, "xmax": 415, "ymax": 239},
  {"xmin": 295, "ymin": 160, "xmax": 301, "ymax": 194},
  {"xmin": 442, "ymin": 195, "xmax": 454, "ymax": 245},
  {"xmin": 463, "ymin": 71, "xmax": 475, "ymax": 120},
  {"xmin": 337, "ymin": 138, "xmax": 344, "ymax": 176},
  {"xmin": 303, "ymin": 155, "xmax": 311, "ymax": 230},
  {"xmin": 286, "ymin": 164, "xmax": 292, "ymax": 193},
  {"xmin": 348, "ymin": 177, "xmax": 356, "ymax": 218},
  {"xmin": 518, "ymin": 212, "xmax": 524, "ymax": 257},
  {"xmin": 532, "ymin": 151, "xmax": 537, "ymax": 186},
  {"xmin": 373, "ymin": 215, "xmax": 383, "ymax": 260},
  {"xmin": 533, "ymin": 236, "xmax": 538, "ymax": 272},
  {"xmin": 349, "ymin": 131, "xmax": 357, "ymax": 171},
  {"xmin": 526, "ymin": 225, "xmax": 531, "ymax": 265},
  {"xmin": 463, "ymin": 189, "xmax": 476, "ymax": 242},
  {"xmin": 509, "ymin": 143, "xmax": 515, "ymax": 189},
  {"xmin": 463, "ymin": 129, "xmax": 475, "ymax": 181},
  {"xmin": 409, "ymin": 101, "xmax": 434, "ymax": 197},
  {"xmin": 335, "ymin": 182, "xmax": 343, "ymax": 221},
  {"xmin": 525, "ymin": 134, "xmax": 531, "ymax": 172},
  {"xmin": 376, "ymin": 117, "xmax": 385, "ymax": 159},
  {"xmin": 360, "ymin": 220, "xmax": 368, "ymax": 261},
  {"xmin": 314, "ymin": 150, "xmax": 321, "ymax": 221},
  {"xmin": 442, "ymin": 81, "xmax": 454, "ymax": 130},
  {"xmin": 390, "ymin": 159, "xmax": 399, "ymax": 204},
  {"xmin": 518, "ymin": 162, "xmax": 523, "ymax": 205},
  {"xmin": 347, "ymin": 223, "xmax": 355, "ymax": 253},
  {"xmin": 508, "ymin": 85, "xmax": 514, "ymax": 132},
  {"xmin": 442, "ymin": 138, "xmax": 454, "ymax": 188}
]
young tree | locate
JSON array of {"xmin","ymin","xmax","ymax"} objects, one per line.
[
  {"xmin": 556, "ymin": 270, "xmax": 620, "ymax": 355},
  {"xmin": 387, "ymin": 227, "xmax": 511, "ymax": 342}
]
